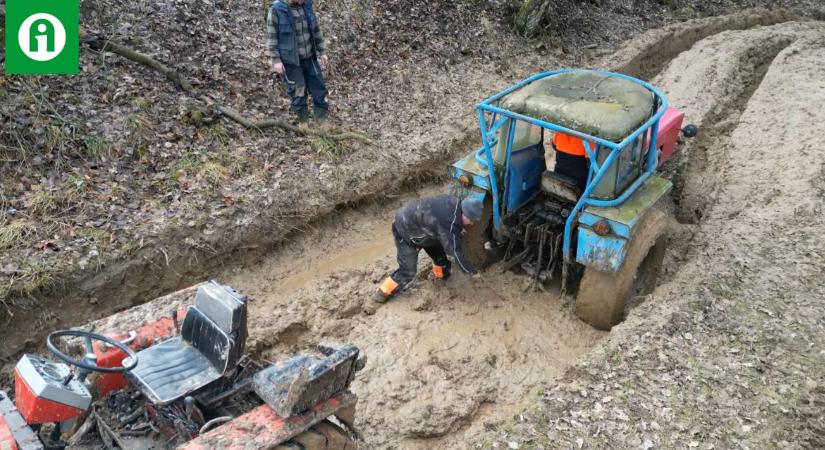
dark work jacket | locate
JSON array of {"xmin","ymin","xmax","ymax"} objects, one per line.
[
  {"xmin": 270, "ymin": 0, "xmax": 320, "ymax": 65},
  {"xmin": 394, "ymin": 195, "xmax": 478, "ymax": 275}
]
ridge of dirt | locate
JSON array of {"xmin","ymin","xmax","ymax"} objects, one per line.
[
  {"xmin": 604, "ymin": 8, "xmax": 797, "ymax": 79},
  {"xmin": 486, "ymin": 21, "xmax": 825, "ymax": 450},
  {"xmin": 649, "ymin": 20, "xmax": 823, "ymax": 227},
  {"xmin": 516, "ymin": 0, "xmax": 822, "ymax": 48}
]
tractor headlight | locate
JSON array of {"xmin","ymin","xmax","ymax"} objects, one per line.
[
  {"xmin": 593, "ymin": 220, "xmax": 611, "ymax": 236},
  {"xmin": 458, "ymin": 175, "xmax": 472, "ymax": 187}
]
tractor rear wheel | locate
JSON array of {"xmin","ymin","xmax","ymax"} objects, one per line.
[
  {"xmin": 575, "ymin": 206, "xmax": 669, "ymax": 330},
  {"xmin": 275, "ymin": 419, "xmax": 356, "ymax": 450},
  {"xmin": 461, "ymin": 195, "xmax": 497, "ymax": 270}
]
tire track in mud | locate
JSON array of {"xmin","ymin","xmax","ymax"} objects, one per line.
[
  {"xmin": 650, "ymin": 22, "xmax": 822, "ymax": 276},
  {"xmin": 606, "ymin": 8, "xmax": 796, "ymax": 80}
]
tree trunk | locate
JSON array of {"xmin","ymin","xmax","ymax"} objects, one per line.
[{"xmin": 515, "ymin": 0, "xmax": 555, "ymax": 37}]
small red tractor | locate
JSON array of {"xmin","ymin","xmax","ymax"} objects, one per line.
[{"xmin": 0, "ymin": 281, "xmax": 364, "ymax": 449}]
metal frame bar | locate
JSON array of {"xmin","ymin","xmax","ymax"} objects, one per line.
[
  {"xmin": 473, "ymin": 69, "xmax": 669, "ymax": 281},
  {"xmin": 502, "ymin": 118, "xmax": 517, "ymax": 215}
]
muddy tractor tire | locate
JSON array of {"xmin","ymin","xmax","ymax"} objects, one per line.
[
  {"xmin": 275, "ymin": 419, "xmax": 356, "ymax": 449},
  {"xmin": 575, "ymin": 206, "xmax": 669, "ymax": 331},
  {"xmin": 461, "ymin": 195, "xmax": 496, "ymax": 270}
]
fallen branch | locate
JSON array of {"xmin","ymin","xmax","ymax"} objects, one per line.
[
  {"xmin": 214, "ymin": 105, "xmax": 255, "ymax": 128},
  {"xmin": 67, "ymin": 413, "xmax": 96, "ymax": 446},
  {"xmin": 85, "ymin": 37, "xmax": 194, "ymax": 94},
  {"xmin": 82, "ymin": 34, "xmax": 373, "ymax": 144}
]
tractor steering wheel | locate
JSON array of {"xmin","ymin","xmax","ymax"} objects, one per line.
[{"xmin": 46, "ymin": 330, "xmax": 139, "ymax": 373}]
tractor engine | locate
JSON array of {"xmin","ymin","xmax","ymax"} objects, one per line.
[
  {"xmin": 99, "ymin": 357, "xmax": 265, "ymax": 448},
  {"xmin": 499, "ymin": 171, "xmax": 579, "ymax": 283}
]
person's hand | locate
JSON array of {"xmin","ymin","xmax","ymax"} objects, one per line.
[
  {"xmin": 272, "ymin": 60, "xmax": 285, "ymax": 75},
  {"xmin": 318, "ymin": 54, "xmax": 329, "ymax": 67}
]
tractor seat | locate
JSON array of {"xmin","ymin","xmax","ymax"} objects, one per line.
[
  {"xmin": 125, "ymin": 282, "xmax": 248, "ymax": 405},
  {"xmin": 542, "ymin": 170, "xmax": 582, "ymax": 203}
]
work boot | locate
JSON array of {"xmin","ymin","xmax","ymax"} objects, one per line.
[
  {"xmin": 295, "ymin": 109, "xmax": 310, "ymax": 128},
  {"xmin": 373, "ymin": 290, "xmax": 391, "ymax": 304},
  {"xmin": 374, "ymin": 277, "xmax": 400, "ymax": 303},
  {"xmin": 431, "ymin": 264, "xmax": 450, "ymax": 286},
  {"xmin": 313, "ymin": 106, "xmax": 329, "ymax": 123}
]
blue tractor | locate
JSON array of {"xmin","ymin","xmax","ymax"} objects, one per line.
[{"xmin": 449, "ymin": 69, "xmax": 696, "ymax": 330}]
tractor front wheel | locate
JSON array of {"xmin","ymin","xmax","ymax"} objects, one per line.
[{"xmin": 575, "ymin": 206, "xmax": 669, "ymax": 330}]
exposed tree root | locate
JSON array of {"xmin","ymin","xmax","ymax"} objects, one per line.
[{"xmin": 82, "ymin": 34, "xmax": 373, "ymax": 144}]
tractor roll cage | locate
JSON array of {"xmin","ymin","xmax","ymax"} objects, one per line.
[{"xmin": 475, "ymin": 69, "xmax": 669, "ymax": 268}]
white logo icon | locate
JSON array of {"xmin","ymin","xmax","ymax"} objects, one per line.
[{"xmin": 18, "ymin": 13, "xmax": 67, "ymax": 62}]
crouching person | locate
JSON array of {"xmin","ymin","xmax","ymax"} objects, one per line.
[{"xmin": 375, "ymin": 195, "xmax": 484, "ymax": 303}]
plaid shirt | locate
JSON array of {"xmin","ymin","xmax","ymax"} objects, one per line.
[{"xmin": 266, "ymin": 2, "xmax": 327, "ymax": 63}]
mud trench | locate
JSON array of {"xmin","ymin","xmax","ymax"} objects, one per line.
[{"xmin": 216, "ymin": 185, "xmax": 603, "ymax": 449}]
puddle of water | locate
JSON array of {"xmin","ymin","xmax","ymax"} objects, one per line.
[{"xmin": 276, "ymin": 235, "xmax": 394, "ymax": 295}]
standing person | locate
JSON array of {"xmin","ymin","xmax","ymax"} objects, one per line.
[
  {"xmin": 266, "ymin": 0, "xmax": 329, "ymax": 125},
  {"xmin": 375, "ymin": 195, "xmax": 485, "ymax": 303}
]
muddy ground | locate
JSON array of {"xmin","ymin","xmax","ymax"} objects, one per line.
[
  {"xmin": 1, "ymin": 3, "xmax": 825, "ymax": 450},
  {"xmin": 224, "ymin": 16, "xmax": 825, "ymax": 450},
  {"xmin": 221, "ymin": 186, "xmax": 606, "ymax": 448},
  {"xmin": 213, "ymin": 15, "xmax": 825, "ymax": 449}
]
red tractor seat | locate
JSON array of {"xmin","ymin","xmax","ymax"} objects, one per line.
[{"xmin": 125, "ymin": 282, "xmax": 247, "ymax": 405}]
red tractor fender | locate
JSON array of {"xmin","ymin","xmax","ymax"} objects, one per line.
[
  {"xmin": 656, "ymin": 106, "xmax": 686, "ymax": 166},
  {"xmin": 180, "ymin": 393, "xmax": 356, "ymax": 450},
  {"xmin": 0, "ymin": 414, "xmax": 16, "ymax": 450}
]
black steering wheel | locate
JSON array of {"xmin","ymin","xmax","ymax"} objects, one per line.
[{"xmin": 46, "ymin": 330, "xmax": 139, "ymax": 373}]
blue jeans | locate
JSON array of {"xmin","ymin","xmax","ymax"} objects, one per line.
[{"xmin": 283, "ymin": 57, "xmax": 328, "ymax": 119}]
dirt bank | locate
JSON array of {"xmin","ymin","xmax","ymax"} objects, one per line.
[{"xmin": 490, "ymin": 20, "xmax": 825, "ymax": 450}]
